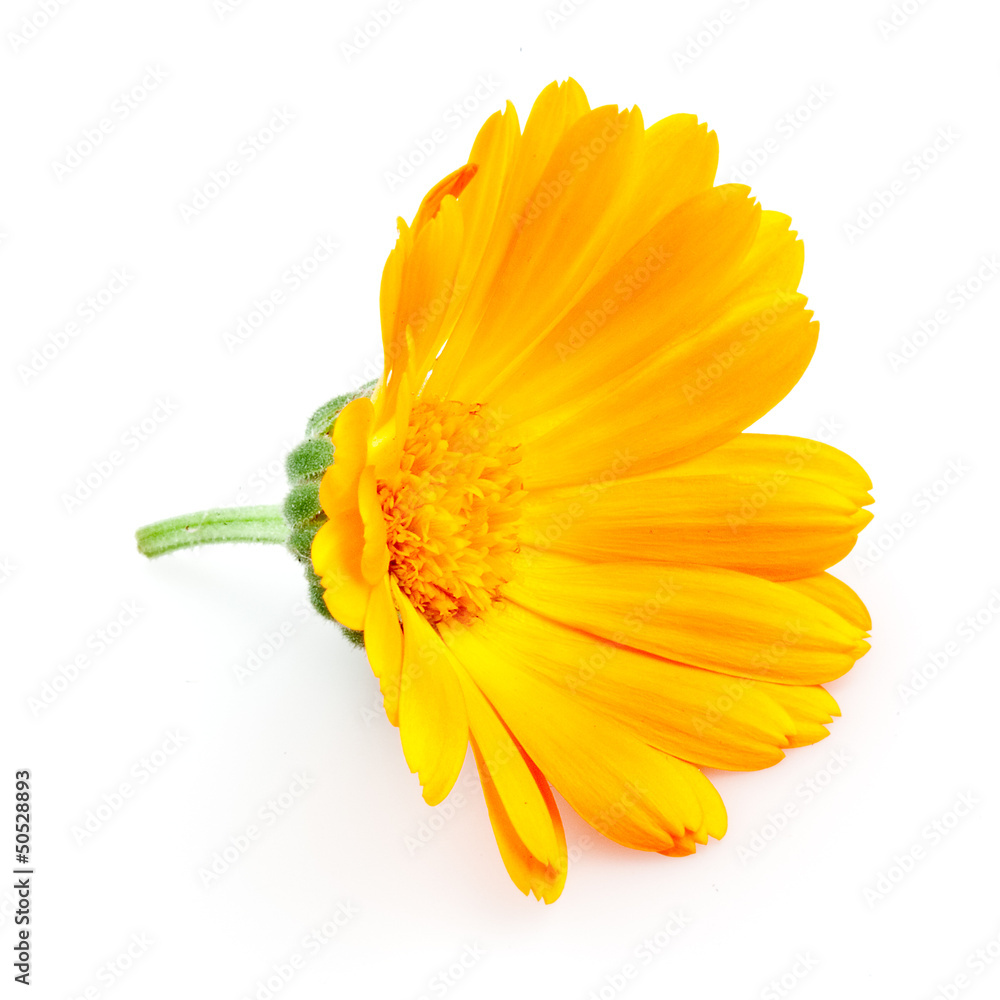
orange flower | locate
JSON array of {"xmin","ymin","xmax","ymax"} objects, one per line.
[{"xmin": 307, "ymin": 79, "xmax": 873, "ymax": 902}]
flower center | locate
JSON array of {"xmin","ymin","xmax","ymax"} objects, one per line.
[{"xmin": 378, "ymin": 399, "xmax": 523, "ymax": 626}]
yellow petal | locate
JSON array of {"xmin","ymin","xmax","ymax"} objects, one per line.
[
  {"xmin": 441, "ymin": 609, "xmax": 727, "ymax": 853},
  {"xmin": 590, "ymin": 112, "xmax": 719, "ymax": 277},
  {"xmin": 358, "ymin": 466, "xmax": 389, "ymax": 585},
  {"xmin": 470, "ymin": 740, "xmax": 567, "ymax": 903},
  {"xmin": 378, "ymin": 198, "xmax": 465, "ymax": 419},
  {"xmin": 311, "ymin": 517, "xmax": 371, "ymax": 631},
  {"xmin": 521, "ymin": 433, "xmax": 873, "ymax": 580},
  {"xmin": 451, "ymin": 658, "xmax": 564, "ymax": 867},
  {"xmin": 421, "ymin": 79, "xmax": 593, "ymax": 397},
  {"xmin": 669, "ymin": 432, "xmax": 873, "ymax": 505},
  {"xmin": 311, "ymin": 396, "xmax": 378, "ymax": 631},
  {"xmin": 504, "ymin": 77, "xmax": 592, "ymax": 220},
  {"xmin": 721, "ymin": 209, "xmax": 804, "ymax": 306},
  {"xmin": 448, "ymin": 105, "xmax": 645, "ymax": 403},
  {"xmin": 477, "ymin": 182, "xmax": 763, "ymax": 419},
  {"xmin": 363, "ymin": 573, "xmax": 402, "ymax": 726},
  {"xmin": 415, "ymin": 104, "xmax": 521, "ymax": 389},
  {"xmin": 411, "ymin": 163, "xmax": 479, "ymax": 234},
  {"xmin": 394, "ymin": 584, "xmax": 469, "ymax": 806},
  {"xmin": 783, "ymin": 572, "xmax": 872, "ymax": 631},
  {"xmin": 317, "ymin": 397, "xmax": 374, "ymax": 517},
  {"xmin": 505, "ymin": 552, "xmax": 869, "ymax": 685},
  {"xmin": 453, "ymin": 598, "xmax": 833, "ymax": 772},
  {"xmin": 755, "ymin": 681, "xmax": 840, "ymax": 748},
  {"xmin": 516, "ymin": 290, "xmax": 819, "ymax": 488}
]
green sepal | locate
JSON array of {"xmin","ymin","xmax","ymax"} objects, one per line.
[
  {"xmin": 285, "ymin": 437, "xmax": 334, "ymax": 484},
  {"xmin": 283, "ymin": 484, "xmax": 322, "ymax": 527},
  {"xmin": 306, "ymin": 574, "xmax": 334, "ymax": 621},
  {"xmin": 287, "ymin": 523, "xmax": 320, "ymax": 563},
  {"xmin": 338, "ymin": 624, "xmax": 366, "ymax": 648}
]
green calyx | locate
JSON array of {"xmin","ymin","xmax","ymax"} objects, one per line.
[{"xmin": 135, "ymin": 379, "xmax": 378, "ymax": 648}]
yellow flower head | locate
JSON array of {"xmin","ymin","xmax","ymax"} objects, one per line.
[{"xmin": 309, "ymin": 79, "xmax": 872, "ymax": 903}]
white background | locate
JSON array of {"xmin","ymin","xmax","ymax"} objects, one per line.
[{"xmin": 4, "ymin": 0, "xmax": 1000, "ymax": 997}]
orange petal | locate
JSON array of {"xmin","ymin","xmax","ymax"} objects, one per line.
[
  {"xmin": 395, "ymin": 585, "xmax": 469, "ymax": 806},
  {"xmin": 442, "ymin": 609, "xmax": 727, "ymax": 853},
  {"xmin": 363, "ymin": 573, "xmax": 403, "ymax": 726},
  {"xmin": 505, "ymin": 552, "xmax": 870, "ymax": 685},
  {"xmin": 520, "ymin": 433, "xmax": 873, "ymax": 580}
]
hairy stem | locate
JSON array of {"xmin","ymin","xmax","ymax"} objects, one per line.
[{"xmin": 136, "ymin": 505, "xmax": 287, "ymax": 558}]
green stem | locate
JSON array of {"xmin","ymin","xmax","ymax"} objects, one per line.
[{"xmin": 136, "ymin": 505, "xmax": 288, "ymax": 558}]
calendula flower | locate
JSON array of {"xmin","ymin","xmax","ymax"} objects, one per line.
[{"xmin": 138, "ymin": 79, "xmax": 873, "ymax": 904}]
